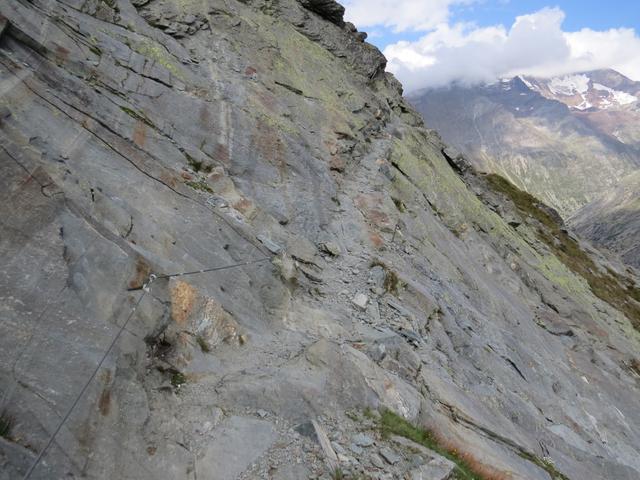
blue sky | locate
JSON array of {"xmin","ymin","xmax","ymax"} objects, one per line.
[
  {"xmin": 367, "ymin": 1, "xmax": 640, "ymax": 51},
  {"xmin": 452, "ymin": 1, "xmax": 639, "ymax": 35},
  {"xmin": 343, "ymin": 0, "xmax": 640, "ymax": 91}
]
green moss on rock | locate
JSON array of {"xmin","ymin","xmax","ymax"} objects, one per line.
[
  {"xmin": 186, "ymin": 180, "xmax": 213, "ymax": 194},
  {"xmin": 485, "ymin": 173, "xmax": 640, "ymax": 331}
]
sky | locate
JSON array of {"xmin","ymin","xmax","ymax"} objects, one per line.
[{"xmin": 342, "ymin": 0, "xmax": 640, "ymax": 92}]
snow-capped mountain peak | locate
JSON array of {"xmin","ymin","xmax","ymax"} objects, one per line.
[{"xmin": 521, "ymin": 70, "xmax": 639, "ymax": 111}]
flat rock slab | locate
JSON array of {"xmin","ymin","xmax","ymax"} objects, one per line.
[
  {"xmin": 379, "ymin": 446, "xmax": 401, "ymax": 465},
  {"xmin": 405, "ymin": 456, "xmax": 456, "ymax": 480},
  {"xmin": 199, "ymin": 416, "xmax": 278, "ymax": 479},
  {"xmin": 352, "ymin": 433, "xmax": 375, "ymax": 447},
  {"xmin": 352, "ymin": 293, "xmax": 369, "ymax": 310}
]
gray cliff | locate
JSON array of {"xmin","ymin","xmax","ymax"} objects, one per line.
[{"xmin": 1, "ymin": 1, "xmax": 640, "ymax": 479}]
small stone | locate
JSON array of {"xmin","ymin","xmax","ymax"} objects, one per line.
[
  {"xmin": 331, "ymin": 441, "xmax": 347, "ymax": 455},
  {"xmin": 257, "ymin": 409, "xmax": 268, "ymax": 418},
  {"xmin": 367, "ymin": 301, "xmax": 380, "ymax": 323},
  {"xmin": 319, "ymin": 241, "xmax": 341, "ymax": 256},
  {"xmin": 405, "ymin": 456, "xmax": 456, "ymax": 480},
  {"xmin": 352, "ymin": 433, "xmax": 374, "ymax": 447},
  {"xmin": 368, "ymin": 265, "xmax": 385, "ymax": 287},
  {"xmin": 350, "ymin": 443, "xmax": 363, "ymax": 455},
  {"xmin": 337, "ymin": 453, "xmax": 356, "ymax": 464},
  {"xmin": 295, "ymin": 421, "xmax": 318, "ymax": 442},
  {"xmin": 379, "ymin": 447, "xmax": 400, "ymax": 465},
  {"xmin": 370, "ymin": 453, "xmax": 385, "ymax": 469},
  {"xmin": 257, "ymin": 234, "xmax": 284, "ymax": 254},
  {"xmin": 352, "ymin": 293, "xmax": 369, "ymax": 311},
  {"xmin": 272, "ymin": 254, "xmax": 296, "ymax": 283},
  {"xmin": 371, "ymin": 287, "xmax": 385, "ymax": 296}
]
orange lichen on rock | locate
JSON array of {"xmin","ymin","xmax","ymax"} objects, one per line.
[
  {"xmin": 369, "ymin": 231, "xmax": 385, "ymax": 249},
  {"xmin": 232, "ymin": 197, "xmax": 256, "ymax": 217},
  {"xmin": 170, "ymin": 280, "xmax": 198, "ymax": 326}
]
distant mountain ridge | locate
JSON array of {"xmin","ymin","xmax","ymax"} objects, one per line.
[
  {"xmin": 521, "ymin": 70, "xmax": 640, "ymax": 112},
  {"xmin": 410, "ymin": 68, "xmax": 640, "ymax": 268},
  {"xmin": 409, "ymin": 68, "xmax": 640, "ymax": 218}
]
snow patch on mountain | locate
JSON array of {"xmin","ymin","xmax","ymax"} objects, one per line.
[
  {"xmin": 593, "ymin": 83, "xmax": 637, "ymax": 105},
  {"xmin": 518, "ymin": 75, "xmax": 535, "ymax": 91},
  {"xmin": 548, "ymin": 74, "xmax": 590, "ymax": 96},
  {"xmin": 575, "ymin": 99, "xmax": 593, "ymax": 110}
]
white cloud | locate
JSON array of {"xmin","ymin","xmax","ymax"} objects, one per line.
[
  {"xmin": 564, "ymin": 28, "xmax": 640, "ymax": 82},
  {"xmin": 343, "ymin": 0, "xmax": 476, "ymax": 32},
  {"xmin": 345, "ymin": 2, "xmax": 640, "ymax": 92}
]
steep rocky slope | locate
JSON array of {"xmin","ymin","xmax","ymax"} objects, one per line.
[
  {"xmin": 571, "ymin": 171, "xmax": 640, "ymax": 269},
  {"xmin": 409, "ymin": 71, "xmax": 640, "ymax": 218},
  {"xmin": 1, "ymin": 1, "xmax": 640, "ymax": 480}
]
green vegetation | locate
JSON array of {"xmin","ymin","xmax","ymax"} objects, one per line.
[
  {"xmin": 119, "ymin": 106, "xmax": 155, "ymax": 128},
  {"xmin": 186, "ymin": 180, "xmax": 214, "ymax": 194},
  {"xmin": 196, "ymin": 335, "xmax": 210, "ymax": 353},
  {"xmin": 377, "ymin": 409, "xmax": 497, "ymax": 480},
  {"xmin": 0, "ymin": 410, "xmax": 13, "ymax": 439},
  {"xmin": 517, "ymin": 451, "xmax": 570, "ymax": 480},
  {"xmin": 133, "ymin": 40, "xmax": 185, "ymax": 81},
  {"xmin": 391, "ymin": 196, "xmax": 406, "ymax": 212},
  {"xmin": 485, "ymin": 173, "xmax": 640, "ymax": 331},
  {"xmin": 331, "ymin": 468, "xmax": 345, "ymax": 480},
  {"xmin": 88, "ymin": 45, "xmax": 102, "ymax": 56},
  {"xmin": 185, "ymin": 153, "xmax": 213, "ymax": 173},
  {"xmin": 170, "ymin": 372, "xmax": 187, "ymax": 389},
  {"xmin": 370, "ymin": 409, "xmax": 568, "ymax": 480},
  {"xmin": 363, "ymin": 406, "xmax": 377, "ymax": 419}
]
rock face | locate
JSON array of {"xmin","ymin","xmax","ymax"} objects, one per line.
[
  {"xmin": 299, "ymin": 0, "xmax": 346, "ymax": 25},
  {"xmin": 1, "ymin": 2, "xmax": 640, "ymax": 480}
]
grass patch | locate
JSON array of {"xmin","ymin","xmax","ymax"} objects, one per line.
[
  {"xmin": 170, "ymin": 372, "xmax": 187, "ymax": 389},
  {"xmin": 0, "ymin": 410, "xmax": 13, "ymax": 439},
  {"xmin": 186, "ymin": 180, "xmax": 214, "ymax": 194},
  {"xmin": 331, "ymin": 468, "xmax": 345, "ymax": 480},
  {"xmin": 363, "ymin": 406, "xmax": 377, "ymax": 419},
  {"xmin": 377, "ymin": 410, "xmax": 508, "ymax": 480},
  {"xmin": 185, "ymin": 153, "xmax": 213, "ymax": 173},
  {"xmin": 485, "ymin": 173, "xmax": 640, "ymax": 331},
  {"xmin": 196, "ymin": 335, "xmax": 210, "ymax": 353},
  {"xmin": 517, "ymin": 451, "xmax": 570, "ymax": 480},
  {"xmin": 330, "ymin": 467, "xmax": 363, "ymax": 480},
  {"xmin": 119, "ymin": 106, "xmax": 155, "ymax": 128},
  {"xmin": 383, "ymin": 270, "xmax": 401, "ymax": 294},
  {"xmin": 392, "ymin": 196, "xmax": 406, "ymax": 212}
]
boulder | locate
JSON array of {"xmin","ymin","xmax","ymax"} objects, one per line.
[{"xmin": 298, "ymin": 0, "xmax": 345, "ymax": 25}]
